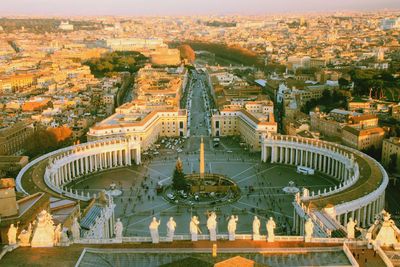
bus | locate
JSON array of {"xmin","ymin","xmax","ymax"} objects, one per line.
[{"xmin": 297, "ymin": 166, "xmax": 315, "ymax": 175}]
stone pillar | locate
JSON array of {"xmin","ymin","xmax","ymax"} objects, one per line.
[
  {"xmin": 362, "ymin": 206, "xmax": 367, "ymax": 227},
  {"xmin": 54, "ymin": 172, "xmax": 59, "ymax": 187},
  {"xmin": 66, "ymin": 164, "xmax": 70, "ymax": 182},
  {"xmin": 136, "ymin": 148, "xmax": 141, "ymax": 165},
  {"xmin": 94, "ymin": 154, "xmax": 98, "ymax": 171},
  {"xmin": 285, "ymin": 147, "xmax": 289, "ymax": 164},
  {"xmin": 328, "ymin": 158, "xmax": 332, "ymax": 176},
  {"xmin": 271, "ymin": 146, "xmax": 275, "ymax": 163},
  {"xmin": 300, "ymin": 150, "xmax": 303, "ymax": 166},
  {"xmin": 279, "ymin": 147, "xmax": 283, "ymax": 163},
  {"xmin": 314, "ymin": 153, "xmax": 317, "ymax": 169},
  {"xmin": 72, "ymin": 161, "xmax": 76, "ymax": 178},
  {"xmin": 290, "ymin": 148, "xmax": 293, "ymax": 165},
  {"xmin": 119, "ymin": 150, "xmax": 123, "ymax": 165},
  {"xmin": 305, "ymin": 151, "xmax": 309, "ymax": 167},
  {"xmin": 79, "ymin": 158, "xmax": 83, "ymax": 175}
]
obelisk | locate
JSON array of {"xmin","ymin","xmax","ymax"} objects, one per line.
[{"xmin": 200, "ymin": 136, "xmax": 205, "ymax": 178}]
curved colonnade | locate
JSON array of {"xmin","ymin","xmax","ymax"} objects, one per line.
[
  {"xmin": 16, "ymin": 134, "xmax": 388, "ymax": 238},
  {"xmin": 262, "ymin": 135, "xmax": 388, "ymax": 236},
  {"xmin": 17, "ymin": 138, "xmax": 141, "ymax": 201}
]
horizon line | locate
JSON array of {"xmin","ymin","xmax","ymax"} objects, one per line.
[{"xmin": 0, "ymin": 8, "xmax": 399, "ymax": 18}]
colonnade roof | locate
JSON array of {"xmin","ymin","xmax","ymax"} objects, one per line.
[
  {"xmin": 304, "ymin": 144, "xmax": 383, "ymax": 209},
  {"xmin": 268, "ymin": 135, "xmax": 385, "ymax": 209}
]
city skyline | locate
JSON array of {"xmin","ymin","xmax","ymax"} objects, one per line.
[{"xmin": 0, "ymin": 0, "xmax": 400, "ymax": 16}]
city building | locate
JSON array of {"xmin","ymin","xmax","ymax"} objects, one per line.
[
  {"xmin": 211, "ymin": 105, "xmax": 277, "ymax": 151},
  {"xmin": 59, "ymin": 21, "xmax": 74, "ymax": 31},
  {"xmin": 342, "ymin": 126, "xmax": 385, "ymax": 150},
  {"xmin": 87, "ymin": 107, "xmax": 187, "ymax": 151},
  {"xmin": 382, "ymin": 137, "xmax": 400, "ymax": 173},
  {"xmin": 0, "ymin": 121, "xmax": 34, "ymax": 156}
]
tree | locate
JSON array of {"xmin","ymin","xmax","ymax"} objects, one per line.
[
  {"xmin": 24, "ymin": 128, "xmax": 58, "ymax": 158},
  {"xmin": 338, "ymin": 78, "xmax": 350, "ymax": 89},
  {"xmin": 48, "ymin": 126, "xmax": 72, "ymax": 142},
  {"xmin": 172, "ymin": 158, "xmax": 187, "ymax": 191},
  {"xmin": 179, "ymin": 44, "xmax": 196, "ymax": 63}
]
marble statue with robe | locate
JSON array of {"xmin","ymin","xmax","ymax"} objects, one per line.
[
  {"xmin": 266, "ymin": 217, "xmax": 276, "ymax": 242},
  {"xmin": 375, "ymin": 210, "xmax": 399, "ymax": 246},
  {"xmin": 304, "ymin": 218, "xmax": 314, "ymax": 242},
  {"xmin": 60, "ymin": 228, "xmax": 70, "ymax": 246},
  {"xmin": 7, "ymin": 223, "xmax": 18, "ymax": 245},
  {"xmin": 190, "ymin": 216, "xmax": 200, "ymax": 241},
  {"xmin": 31, "ymin": 210, "xmax": 55, "ymax": 247},
  {"xmin": 54, "ymin": 224, "xmax": 62, "ymax": 245},
  {"xmin": 71, "ymin": 217, "xmax": 81, "ymax": 241},
  {"xmin": 149, "ymin": 217, "xmax": 160, "ymax": 243},
  {"xmin": 114, "ymin": 218, "xmax": 123, "ymax": 240},
  {"xmin": 18, "ymin": 223, "xmax": 32, "ymax": 247},
  {"xmin": 346, "ymin": 218, "xmax": 357, "ymax": 239},
  {"xmin": 207, "ymin": 212, "xmax": 217, "ymax": 241},
  {"xmin": 252, "ymin": 216, "xmax": 261, "ymax": 240},
  {"xmin": 227, "ymin": 215, "xmax": 238, "ymax": 241},
  {"xmin": 166, "ymin": 217, "xmax": 177, "ymax": 242}
]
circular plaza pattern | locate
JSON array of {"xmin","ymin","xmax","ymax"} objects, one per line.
[
  {"xmin": 71, "ymin": 159, "xmax": 337, "ymax": 237},
  {"xmin": 16, "ymin": 134, "xmax": 388, "ymax": 238}
]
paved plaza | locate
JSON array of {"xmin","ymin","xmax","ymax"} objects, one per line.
[{"xmin": 71, "ymin": 138, "xmax": 338, "ymax": 237}]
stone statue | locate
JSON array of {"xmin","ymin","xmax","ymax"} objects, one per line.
[
  {"xmin": 346, "ymin": 218, "xmax": 357, "ymax": 239},
  {"xmin": 31, "ymin": 210, "xmax": 55, "ymax": 247},
  {"xmin": 304, "ymin": 218, "xmax": 314, "ymax": 242},
  {"xmin": 18, "ymin": 223, "xmax": 32, "ymax": 247},
  {"xmin": 7, "ymin": 223, "xmax": 18, "ymax": 245},
  {"xmin": 227, "ymin": 215, "xmax": 238, "ymax": 241},
  {"xmin": 54, "ymin": 224, "xmax": 62, "ymax": 245},
  {"xmin": 190, "ymin": 216, "xmax": 201, "ymax": 241},
  {"xmin": 71, "ymin": 217, "xmax": 81, "ymax": 241},
  {"xmin": 149, "ymin": 217, "xmax": 160, "ymax": 243},
  {"xmin": 266, "ymin": 217, "xmax": 276, "ymax": 242},
  {"xmin": 207, "ymin": 211, "xmax": 217, "ymax": 241},
  {"xmin": 252, "ymin": 216, "xmax": 261, "ymax": 240},
  {"xmin": 166, "ymin": 217, "xmax": 177, "ymax": 241},
  {"xmin": 295, "ymin": 192, "xmax": 301, "ymax": 204},
  {"xmin": 114, "ymin": 218, "xmax": 123, "ymax": 240},
  {"xmin": 59, "ymin": 228, "xmax": 70, "ymax": 246},
  {"xmin": 375, "ymin": 210, "xmax": 399, "ymax": 246}
]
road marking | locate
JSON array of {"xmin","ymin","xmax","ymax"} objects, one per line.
[
  {"xmin": 143, "ymin": 165, "xmax": 170, "ymax": 178},
  {"xmin": 236, "ymin": 166, "xmax": 278, "ymax": 184},
  {"xmin": 231, "ymin": 163, "xmax": 259, "ymax": 179}
]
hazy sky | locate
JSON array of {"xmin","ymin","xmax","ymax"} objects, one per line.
[{"xmin": 0, "ymin": 0, "xmax": 399, "ymax": 16}]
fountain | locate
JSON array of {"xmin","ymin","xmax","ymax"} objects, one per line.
[
  {"xmin": 282, "ymin": 181, "xmax": 300, "ymax": 194},
  {"xmin": 107, "ymin": 182, "xmax": 122, "ymax": 197}
]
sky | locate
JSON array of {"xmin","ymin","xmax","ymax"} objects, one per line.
[{"xmin": 0, "ymin": 0, "xmax": 399, "ymax": 16}]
